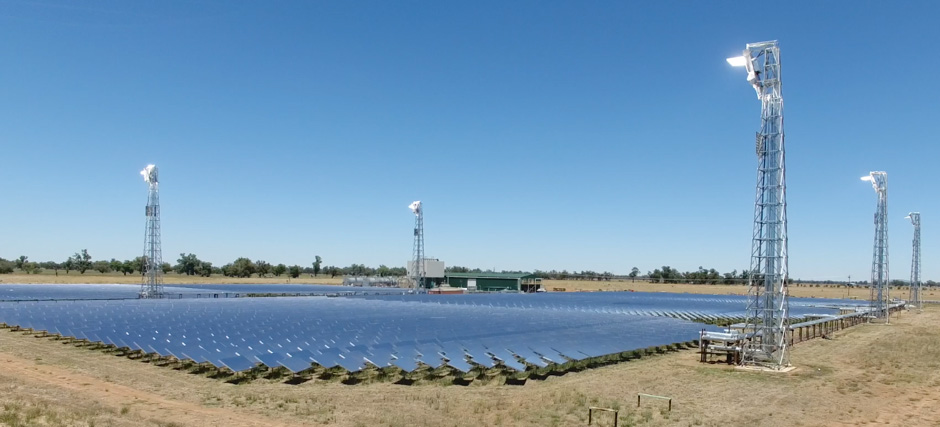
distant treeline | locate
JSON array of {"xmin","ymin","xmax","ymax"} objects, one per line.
[
  {"xmin": 0, "ymin": 252, "xmax": 396, "ymax": 280},
  {"xmin": 0, "ymin": 254, "xmax": 933, "ymax": 286}
]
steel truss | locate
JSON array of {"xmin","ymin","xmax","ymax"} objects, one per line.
[
  {"xmin": 140, "ymin": 165, "xmax": 165, "ymax": 299},
  {"xmin": 736, "ymin": 41, "xmax": 790, "ymax": 369},
  {"xmin": 864, "ymin": 172, "xmax": 889, "ymax": 321},
  {"xmin": 907, "ymin": 212, "xmax": 921, "ymax": 310},
  {"xmin": 410, "ymin": 201, "xmax": 425, "ymax": 290}
]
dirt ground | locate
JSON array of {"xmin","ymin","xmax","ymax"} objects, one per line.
[{"xmin": 1, "ymin": 303, "xmax": 939, "ymax": 426}]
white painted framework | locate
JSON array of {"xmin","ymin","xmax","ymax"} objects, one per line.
[
  {"xmin": 863, "ymin": 171, "xmax": 889, "ymax": 321},
  {"xmin": 906, "ymin": 212, "xmax": 921, "ymax": 309},
  {"xmin": 140, "ymin": 165, "xmax": 165, "ymax": 299},
  {"xmin": 409, "ymin": 201, "xmax": 425, "ymax": 290},
  {"xmin": 729, "ymin": 40, "xmax": 790, "ymax": 369}
]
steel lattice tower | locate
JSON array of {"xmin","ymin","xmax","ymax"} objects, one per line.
[
  {"xmin": 140, "ymin": 165, "xmax": 165, "ymax": 298},
  {"xmin": 906, "ymin": 212, "xmax": 921, "ymax": 310},
  {"xmin": 728, "ymin": 40, "xmax": 790, "ymax": 369},
  {"xmin": 862, "ymin": 171, "xmax": 889, "ymax": 321},
  {"xmin": 409, "ymin": 201, "xmax": 425, "ymax": 290}
]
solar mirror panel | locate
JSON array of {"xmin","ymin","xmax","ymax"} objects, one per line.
[
  {"xmin": 188, "ymin": 350, "xmax": 214, "ymax": 364},
  {"xmin": 445, "ymin": 357, "xmax": 472, "ymax": 373},
  {"xmin": 496, "ymin": 354, "xmax": 526, "ymax": 372},
  {"xmin": 337, "ymin": 351, "xmax": 366, "ymax": 372},
  {"xmin": 364, "ymin": 350, "xmax": 393, "ymax": 367},
  {"xmin": 220, "ymin": 356, "xmax": 256, "ymax": 373},
  {"xmin": 312, "ymin": 347, "xmax": 341, "ymax": 368},
  {"xmin": 509, "ymin": 347, "xmax": 547, "ymax": 367},
  {"xmin": 530, "ymin": 346, "xmax": 565, "ymax": 363},
  {"xmin": 390, "ymin": 355, "xmax": 418, "ymax": 372}
]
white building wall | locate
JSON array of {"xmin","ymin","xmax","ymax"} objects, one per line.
[{"xmin": 407, "ymin": 259, "xmax": 445, "ymax": 278}]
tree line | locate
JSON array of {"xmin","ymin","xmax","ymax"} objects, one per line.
[
  {"xmin": 0, "ymin": 252, "xmax": 402, "ymax": 280},
  {"xmin": 1, "ymin": 254, "xmax": 935, "ymax": 286}
]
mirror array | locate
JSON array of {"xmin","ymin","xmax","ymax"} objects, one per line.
[
  {"xmin": 2, "ymin": 296, "xmax": 710, "ymax": 374},
  {"xmin": 363, "ymin": 292, "xmax": 866, "ymax": 322},
  {"xmin": 0, "ymin": 285, "xmax": 865, "ymax": 376}
]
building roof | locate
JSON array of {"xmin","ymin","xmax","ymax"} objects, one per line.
[{"xmin": 444, "ymin": 272, "xmax": 537, "ymax": 280}]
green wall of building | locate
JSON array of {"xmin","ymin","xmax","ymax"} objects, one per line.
[{"xmin": 446, "ymin": 276, "xmax": 520, "ymax": 292}]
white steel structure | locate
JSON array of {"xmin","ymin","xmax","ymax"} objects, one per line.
[
  {"xmin": 409, "ymin": 201, "xmax": 425, "ymax": 290},
  {"xmin": 862, "ymin": 172, "xmax": 889, "ymax": 321},
  {"xmin": 140, "ymin": 165, "xmax": 165, "ymax": 299},
  {"xmin": 727, "ymin": 40, "xmax": 790, "ymax": 369},
  {"xmin": 906, "ymin": 212, "xmax": 921, "ymax": 310}
]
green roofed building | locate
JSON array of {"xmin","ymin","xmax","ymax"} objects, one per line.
[{"xmin": 444, "ymin": 272, "xmax": 542, "ymax": 293}]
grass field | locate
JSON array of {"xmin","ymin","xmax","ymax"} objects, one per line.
[
  {"xmin": 3, "ymin": 272, "xmax": 935, "ymax": 301},
  {"xmin": 1, "ymin": 303, "xmax": 937, "ymax": 426}
]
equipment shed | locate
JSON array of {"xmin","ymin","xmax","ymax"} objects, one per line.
[{"xmin": 444, "ymin": 272, "xmax": 542, "ymax": 293}]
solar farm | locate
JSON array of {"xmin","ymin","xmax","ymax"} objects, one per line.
[{"xmin": 0, "ymin": 284, "xmax": 866, "ymax": 384}]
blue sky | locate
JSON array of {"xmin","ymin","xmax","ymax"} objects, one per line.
[{"xmin": 0, "ymin": 1, "xmax": 937, "ymax": 281}]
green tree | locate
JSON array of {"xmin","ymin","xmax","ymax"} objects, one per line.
[
  {"xmin": 629, "ymin": 267, "xmax": 639, "ymax": 282},
  {"xmin": 39, "ymin": 261, "xmax": 60, "ymax": 273},
  {"xmin": 74, "ymin": 250, "xmax": 92, "ymax": 274},
  {"xmin": 161, "ymin": 263, "xmax": 173, "ymax": 274},
  {"xmin": 376, "ymin": 265, "xmax": 391, "ymax": 277},
  {"xmin": 723, "ymin": 270, "xmax": 738, "ymax": 285},
  {"xmin": 195, "ymin": 261, "xmax": 213, "ymax": 277},
  {"xmin": 175, "ymin": 253, "xmax": 202, "ymax": 276},
  {"xmin": 22, "ymin": 262, "xmax": 41, "ymax": 274},
  {"xmin": 344, "ymin": 263, "xmax": 371, "ymax": 276},
  {"xmin": 63, "ymin": 256, "xmax": 75, "ymax": 274},
  {"xmin": 109, "ymin": 258, "xmax": 123, "ymax": 273},
  {"xmin": 120, "ymin": 260, "xmax": 135, "ymax": 276},
  {"xmin": 312, "ymin": 256, "xmax": 322, "ymax": 277},
  {"xmin": 273, "ymin": 264, "xmax": 287, "ymax": 277},
  {"xmin": 0, "ymin": 258, "xmax": 14, "ymax": 274},
  {"xmin": 256, "ymin": 260, "xmax": 272, "ymax": 277},
  {"xmin": 228, "ymin": 257, "xmax": 256, "ymax": 278},
  {"xmin": 92, "ymin": 260, "xmax": 111, "ymax": 274},
  {"xmin": 15, "ymin": 255, "xmax": 28, "ymax": 270},
  {"xmin": 288, "ymin": 265, "xmax": 302, "ymax": 278},
  {"xmin": 132, "ymin": 256, "xmax": 147, "ymax": 275}
]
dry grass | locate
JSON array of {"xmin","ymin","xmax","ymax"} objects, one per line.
[
  {"xmin": 2, "ymin": 305, "xmax": 940, "ymax": 426},
  {"xmin": 0, "ymin": 371, "xmax": 141, "ymax": 426}
]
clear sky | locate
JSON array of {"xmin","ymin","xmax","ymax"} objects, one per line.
[{"xmin": 0, "ymin": 1, "xmax": 937, "ymax": 281}]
